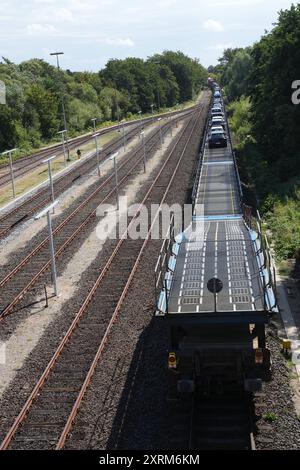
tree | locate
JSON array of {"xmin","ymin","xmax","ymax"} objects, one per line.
[
  {"xmin": 150, "ymin": 51, "xmax": 207, "ymax": 102},
  {"xmin": 0, "ymin": 106, "xmax": 18, "ymax": 150},
  {"xmin": 227, "ymin": 97, "xmax": 252, "ymax": 144},
  {"xmin": 248, "ymin": 4, "xmax": 300, "ymax": 179},
  {"xmin": 0, "ymin": 50, "xmax": 207, "ymax": 153},
  {"xmin": 221, "ymin": 49, "xmax": 253, "ymax": 100},
  {"xmin": 23, "ymin": 84, "xmax": 59, "ymax": 139}
]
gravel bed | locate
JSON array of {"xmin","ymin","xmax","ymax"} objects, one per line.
[
  {"xmin": 0, "ymin": 120, "xmax": 176, "ymax": 344},
  {"xmin": 3, "ymin": 90, "xmax": 298, "ymax": 450},
  {"xmin": 0, "ymin": 233, "xmax": 117, "ymax": 443},
  {"xmin": 0, "ymin": 102, "xmax": 209, "ymax": 446},
  {"xmin": 65, "ymin": 94, "xmax": 300, "ymax": 450},
  {"xmin": 254, "ymin": 324, "xmax": 300, "ymax": 450},
  {"xmin": 66, "ymin": 245, "xmax": 171, "ymax": 450},
  {"xmin": 64, "ymin": 101, "xmax": 210, "ymax": 450},
  {"xmin": 0, "ymin": 122, "xmax": 147, "ymax": 222}
]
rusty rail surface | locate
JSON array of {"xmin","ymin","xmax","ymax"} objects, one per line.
[
  {"xmin": 0, "ymin": 113, "xmax": 188, "ymax": 320},
  {"xmin": 0, "ymin": 106, "xmax": 206, "ymax": 450}
]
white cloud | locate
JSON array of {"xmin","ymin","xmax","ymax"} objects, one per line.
[
  {"xmin": 203, "ymin": 19, "xmax": 224, "ymax": 32},
  {"xmin": 208, "ymin": 43, "xmax": 234, "ymax": 50},
  {"xmin": 156, "ymin": 0, "xmax": 177, "ymax": 6},
  {"xmin": 26, "ymin": 23, "xmax": 57, "ymax": 34},
  {"xmin": 30, "ymin": 0, "xmax": 101, "ymax": 25},
  {"xmin": 211, "ymin": 0, "xmax": 261, "ymax": 5},
  {"xmin": 33, "ymin": 0, "xmax": 58, "ymax": 3},
  {"xmin": 105, "ymin": 37, "xmax": 135, "ymax": 47},
  {"xmin": 0, "ymin": 0, "xmax": 295, "ymax": 71},
  {"xmin": 54, "ymin": 7, "xmax": 74, "ymax": 22}
]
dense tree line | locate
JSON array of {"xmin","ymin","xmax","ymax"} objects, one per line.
[
  {"xmin": 0, "ymin": 51, "xmax": 207, "ymax": 153},
  {"xmin": 249, "ymin": 5, "xmax": 300, "ymax": 181},
  {"xmin": 211, "ymin": 4, "xmax": 300, "ymax": 183},
  {"xmin": 208, "ymin": 47, "xmax": 253, "ymax": 102},
  {"xmin": 210, "ymin": 4, "xmax": 300, "ymax": 260}
]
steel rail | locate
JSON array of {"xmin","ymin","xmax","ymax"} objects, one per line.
[
  {"xmin": 0, "ymin": 116, "xmax": 179, "ymax": 287},
  {"xmin": 0, "ymin": 132, "xmax": 136, "ymax": 237},
  {"xmin": 0, "ymin": 136, "xmax": 91, "ymax": 187},
  {"xmin": 56, "ymin": 108, "xmax": 204, "ymax": 449},
  {"xmin": 0, "ymin": 107, "xmax": 197, "ymax": 182},
  {"xmin": 0, "ymin": 115, "xmax": 186, "ymax": 320},
  {"xmin": 0, "ymin": 108, "xmax": 196, "ymax": 240},
  {"xmin": 0, "ymin": 123, "xmax": 148, "ymax": 236}
]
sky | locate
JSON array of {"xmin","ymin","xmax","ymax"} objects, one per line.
[{"xmin": 0, "ymin": 0, "xmax": 297, "ymax": 71}]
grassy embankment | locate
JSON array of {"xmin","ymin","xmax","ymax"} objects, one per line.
[{"xmin": 227, "ymin": 97, "xmax": 300, "ymax": 275}]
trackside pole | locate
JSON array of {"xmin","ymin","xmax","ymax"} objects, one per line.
[
  {"xmin": 42, "ymin": 155, "xmax": 56, "ymax": 214},
  {"xmin": 35, "ymin": 200, "xmax": 59, "ymax": 297},
  {"xmin": 9, "ymin": 151, "xmax": 16, "ymax": 198},
  {"xmin": 110, "ymin": 152, "xmax": 119, "ymax": 210},
  {"xmin": 1, "ymin": 148, "xmax": 18, "ymax": 198},
  {"xmin": 47, "ymin": 211, "xmax": 58, "ymax": 297}
]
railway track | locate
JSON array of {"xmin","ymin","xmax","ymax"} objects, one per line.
[
  {"xmin": 0, "ymin": 106, "xmax": 205, "ymax": 450},
  {"xmin": 0, "ymin": 113, "xmax": 188, "ymax": 320},
  {"xmin": 167, "ymin": 391, "xmax": 255, "ymax": 451},
  {"xmin": 189, "ymin": 393, "xmax": 255, "ymax": 450},
  {"xmin": 0, "ymin": 107, "xmax": 196, "ymax": 188},
  {"xmin": 0, "ymin": 134, "xmax": 91, "ymax": 188},
  {"xmin": 0, "ymin": 107, "xmax": 195, "ymax": 240},
  {"xmin": 0, "ymin": 123, "xmax": 146, "ymax": 239}
]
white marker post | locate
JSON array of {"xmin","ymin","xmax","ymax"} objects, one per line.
[
  {"xmin": 151, "ymin": 104, "xmax": 154, "ymax": 123},
  {"xmin": 91, "ymin": 117, "xmax": 97, "ymax": 134},
  {"xmin": 93, "ymin": 133, "xmax": 102, "ymax": 177},
  {"xmin": 138, "ymin": 110, "xmax": 142, "ymax": 137},
  {"xmin": 158, "ymin": 118, "xmax": 163, "ymax": 149},
  {"xmin": 169, "ymin": 115, "xmax": 173, "ymax": 137},
  {"xmin": 42, "ymin": 155, "xmax": 56, "ymax": 213},
  {"xmin": 140, "ymin": 130, "xmax": 146, "ymax": 173},
  {"xmin": 2, "ymin": 148, "xmax": 18, "ymax": 198},
  {"xmin": 57, "ymin": 130, "xmax": 67, "ymax": 166},
  {"xmin": 110, "ymin": 152, "xmax": 119, "ymax": 210},
  {"xmin": 121, "ymin": 120, "xmax": 126, "ymax": 152},
  {"xmin": 35, "ymin": 200, "xmax": 59, "ymax": 297}
]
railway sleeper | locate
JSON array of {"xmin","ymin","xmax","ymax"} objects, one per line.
[
  {"xmin": 194, "ymin": 436, "xmax": 250, "ymax": 450},
  {"xmin": 12, "ymin": 427, "xmax": 62, "ymax": 440}
]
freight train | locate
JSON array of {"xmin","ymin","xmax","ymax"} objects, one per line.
[{"xmin": 155, "ymin": 86, "xmax": 278, "ymax": 397}]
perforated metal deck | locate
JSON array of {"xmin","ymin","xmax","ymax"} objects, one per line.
[
  {"xmin": 167, "ymin": 137, "xmax": 265, "ymax": 315},
  {"xmin": 194, "ymin": 147, "xmax": 241, "ymax": 217},
  {"xmin": 167, "ymin": 219, "xmax": 263, "ymax": 314}
]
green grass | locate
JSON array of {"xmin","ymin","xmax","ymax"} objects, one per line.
[
  {"xmin": 0, "ymin": 130, "xmax": 119, "ymax": 207},
  {"xmin": 263, "ymin": 412, "xmax": 278, "ymax": 423},
  {"xmin": 278, "ymin": 260, "xmax": 293, "ymax": 277},
  {"xmin": 228, "ymin": 99, "xmax": 300, "ymax": 263}
]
